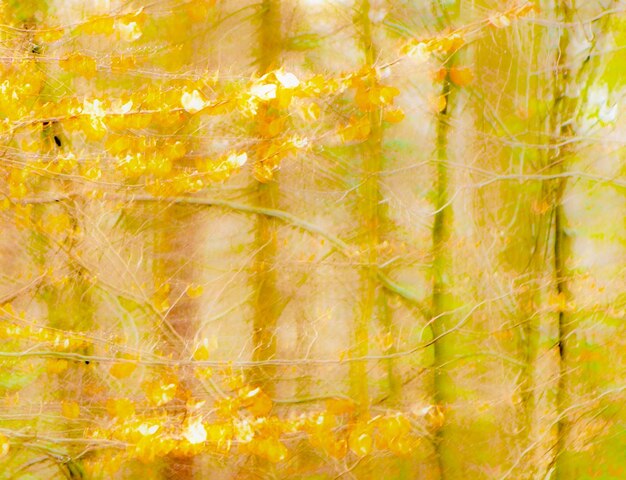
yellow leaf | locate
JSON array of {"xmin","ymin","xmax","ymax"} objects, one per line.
[
  {"xmin": 105, "ymin": 135, "xmax": 133, "ymax": 156},
  {"xmin": 383, "ymin": 107, "xmax": 405, "ymax": 123},
  {"xmin": 250, "ymin": 83, "xmax": 277, "ymax": 100},
  {"xmin": 448, "ymin": 34, "xmax": 465, "ymax": 53},
  {"xmin": 424, "ymin": 405, "xmax": 445, "ymax": 430},
  {"xmin": 36, "ymin": 28, "xmax": 65, "ymax": 44},
  {"xmin": 379, "ymin": 85, "xmax": 400, "ymax": 105},
  {"xmin": 183, "ymin": 418, "xmax": 207, "ymax": 444},
  {"xmin": 110, "ymin": 361, "xmax": 136, "ymax": 379},
  {"xmin": 437, "ymin": 33, "xmax": 464, "ymax": 54},
  {"xmin": 115, "ymin": 21, "xmax": 142, "ymax": 42},
  {"xmin": 257, "ymin": 437, "xmax": 288, "ymax": 463},
  {"xmin": 403, "ymin": 41, "xmax": 430, "ymax": 62},
  {"xmin": 241, "ymin": 387, "xmax": 273, "ymax": 417},
  {"xmin": 61, "ymin": 401, "xmax": 80, "ymax": 419},
  {"xmin": 340, "ymin": 116, "xmax": 371, "ymax": 142},
  {"xmin": 186, "ymin": 0, "xmax": 214, "ymax": 21},
  {"xmin": 110, "ymin": 55, "xmax": 136, "ymax": 72},
  {"xmin": 163, "ymin": 141, "xmax": 187, "ymax": 160},
  {"xmin": 186, "ymin": 284, "xmax": 204, "ymax": 298},
  {"xmin": 253, "ymin": 162, "xmax": 276, "ymax": 183},
  {"xmin": 60, "ymin": 53, "xmax": 97, "ymax": 79},
  {"xmin": 181, "ymin": 89, "xmax": 207, "ymax": 113},
  {"xmin": 264, "ymin": 116, "xmax": 287, "ymax": 137},
  {"xmin": 82, "ymin": 165, "xmax": 102, "ymax": 181},
  {"xmin": 106, "ymin": 398, "xmax": 135, "ymax": 419},
  {"xmin": 46, "ymin": 359, "xmax": 69, "ymax": 374},
  {"xmin": 388, "ymin": 434, "xmax": 417, "ymax": 455},
  {"xmin": 193, "ymin": 336, "xmax": 218, "ymax": 361},
  {"xmin": 77, "ymin": 16, "xmax": 115, "ymax": 35},
  {"xmin": 0, "ymin": 434, "xmax": 9, "ymax": 458},
  {"xmin": 348, "ymin": 428, "xmax": 373, "ymax": 456},
  {"xmin": 226, "ymin": 152, "xmax": 248, "ymax": 169},
  {"xmin": 376, "ymin": 414, "xmax": 411, "ymax": 447},
  {"xmin": 548, "ymin": 292, "xmax": 572, "ymax": 312},
  {"xmin": 433, "ymin": 94, "xmax": 447, "ymax": 113},
  {"xmin": 303, "ymin": 102, "xmax": 320, "ymax": 121},
  {"xmin": 449, "ymin": 66, "xmax": 474, "ymax": 87},
  {"xmin": 137, "ymin": 422, "xmax": 159, "ymax": 436},
  {"xmin": 326, "ymin": 397, "xmax": 356, "ymax": 416},
  {"xmin": 126, "ymin": 112, "xmax": 152, "ymax": 129},
  {"xmin": 143, "ymin": 380, "xmax": 177, "ymax": 406},
  {"xmin": 325, "ymin": 438, "xmax": 348, "ymax": 459},
  {"xmin": 275, "ymin": 70, "xmax": 300, "ymax": 89}
]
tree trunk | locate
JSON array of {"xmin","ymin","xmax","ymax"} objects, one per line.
[
  {"xmin": 250, "ymin": 0, "xmax": 283, "ymax": 396},
  {"xmin": 430, "ymin": 5, "xmax": 460, "ymax": 477}
]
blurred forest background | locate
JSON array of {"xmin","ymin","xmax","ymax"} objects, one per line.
[{"xmin": 0, "ymin": 0, "xmax": 624, "ymax": 479}]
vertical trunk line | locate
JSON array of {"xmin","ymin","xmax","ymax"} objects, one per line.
[
  {"xmin": 553, "ymin": 179, "xmax": 572, "ymax": 480},
  {"xmin": 154, "ymin": 207, "xmax": 196, "ymax": 480},
  {"xmin": 251, "ymin": 0, "xmax": 282, "ymax": 396},
  {"xmin": 550, "ymin": 3, "xmax": 574, "ymax": 477},
  {"xmin": 432, "ymin": 72, "xmax": 453, "ymax": 480},
  {"xmin": 430, "ymin": 4, "xmax": 460, "ymax": 478},
  {"xmin": 349, "ymin": 0, "xmax": 397, "ymax": 415}
]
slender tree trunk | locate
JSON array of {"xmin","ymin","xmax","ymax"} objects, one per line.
[
  {"xmin": 154, "ymin": 203, "xmax": 199, "ymax": 480},
  {"xmin": 431, "ymin": 71, "xmax": 455, "ymax": 480},
  {"xmin": 549, "ymin": 4, "xmax": 575, "ymax": 478},
  {"xmin": 472, "ymin": 7, "xmax": 544, "ymax": 474},
  {"xmin": 430, "ymin": 2, "xmax": 461, "ymax": 476},
  {"xmin": 250, "ymin": 0, "xmax": 282, "ymax": 396},
  {"xmin": 348, "ymin": 0, "xmax": 382, "ymax": 414}
]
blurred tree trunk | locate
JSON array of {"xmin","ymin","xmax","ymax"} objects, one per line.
[
  {"xmin": 430, "ymin": 3, "xmax": 460, "ymax": 478},
  {"xmin": 348, "ymin": 0, "xmax": 394, "ymax": 415},
  {"xmin": 472, "ymin": 7, "xmax": 546, "ymax": 474},
  {"xmin": 154, "ymin": 203, "xmax": 200, "ymax": 480},
  {"xmin": 250, "ymin": 0, "xmax": 283, "ymax": 396},
  {"xmin": 548, "ymin": 2, "xmax": 609, "ymax": 476},
  {"xmin": 550, "ymin": 2, "xmax": 578, "ymax": 477},
  {"xmin": 25, "ymin": 5, "xmax": 94, "ymax": 476},
  {"xmin": 431, "ymin": 72, "xmax": 454, "ymax": 480},
  {"xmin": 150, "ymin": 13, "xmax": 215, "ymax": 479}
]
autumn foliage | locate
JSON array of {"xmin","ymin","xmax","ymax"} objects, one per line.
[{"xmin": 2, "ymin": 1, "xmax": 624, "ymax": 479}]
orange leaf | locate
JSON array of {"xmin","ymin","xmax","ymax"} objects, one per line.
[
  {"xmin": 326, "ymin": 438, "xmax": 348, "ymax": 459},
  {"xmin": 340, "ymin": 116, "xmax": 371, "ymax": 142},
  {"xmin": 431, "ymin": 67, "xmax": 447, "ymax": 83},
  {"xmin": 242, "ymin": 387, "xmax": 273, "ymax": 417},
  {"xmin": 384, "ymin": 107, "xmax": 405, "ymax": 123},
  {"xmin": 449, "ymin": 66, "xmax": 474, "ymax": 87}
]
